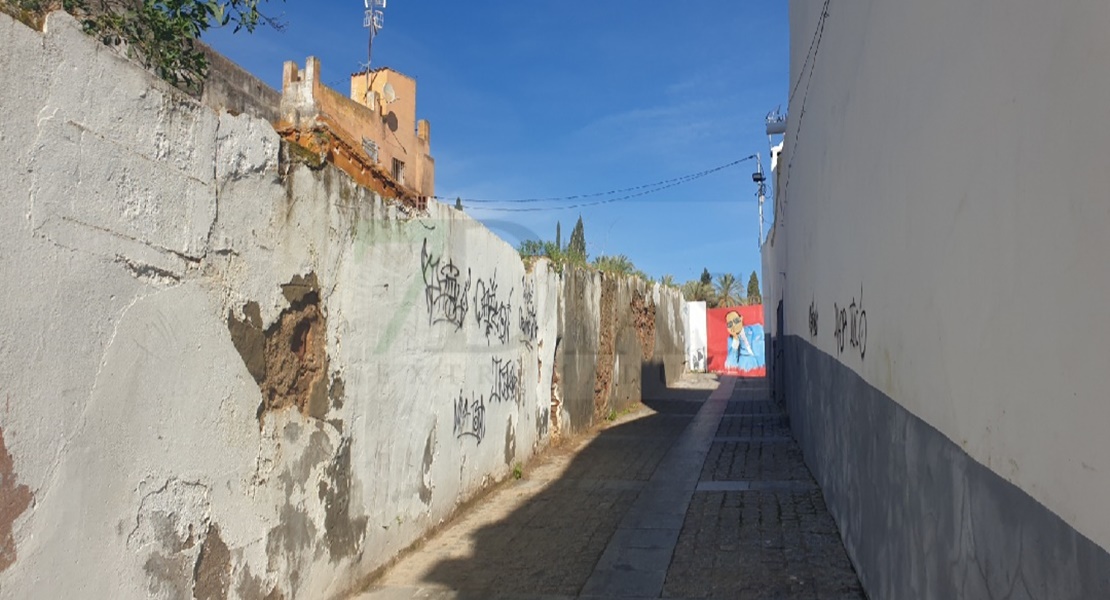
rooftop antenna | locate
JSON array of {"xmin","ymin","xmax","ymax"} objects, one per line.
[
  {"xmin": 363, "ymin": 0, "xmax": 387, "ymax": 103},
  {"xmin": 753, "ymin": 154, "xmax": 766, "ymax": 248}
]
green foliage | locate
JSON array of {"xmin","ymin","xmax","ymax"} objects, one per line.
[
  {"xmin": 715, "ymin": 273, "xmax": 739, "ymax": 307},
  {"xmin": 512, "ymin": 462, "xmax": 523, "ymax": 480},
  {"xmin": 699, "ymin": 268, "xmax": 713, "ymax": 286},
  {"xmin": 567, "ymin": 215, "xmax": 587, "ymax": 262},
  {"xmin": 519, "ymin": 218, "xmax": 655, "ymax": 282},
  {"xmin": 747, "ymin": 271, "xmax": 762, "ymax": 305},
  {"xmin": 660, "ymin": 274, "xmax": 676, "ymax": 288},
  {"xmin": 518, "ymin": 239, "xmax": 545, "ymax": 257},
  {"xmin": 682, "ymin": 280, "xmax": 716, "ymax": 307},
  {"xmin": 678, "ymin": 269, "xmax": 760, "ymax": 307},
  {"xmin": 1, "ymin": 0, "xmax": 282, "ymax": 92},
  {"xmin": 593, "ymin": 254, "xmax": 634, "ymax": 275}
]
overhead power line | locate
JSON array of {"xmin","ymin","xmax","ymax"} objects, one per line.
[{"xmin": 434, "ymin": 155, "xmax": 756, "ymax": 212}]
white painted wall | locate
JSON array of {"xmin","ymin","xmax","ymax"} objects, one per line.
[
  {"xmin": 683, "ymin": 302, "xmax": 707, "ymax": 372},
  {"xmin": 778, "ymin": 0, "xmax": 1110, "ymax": 555},
  {"xmin": 0, "ymin": 11, "xmax": 684, "ymax": 599}
]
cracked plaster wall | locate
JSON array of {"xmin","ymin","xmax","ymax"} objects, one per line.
[
  {"xmin": 767, "ymin": 0, "xmax": 1110, "ymax": 597},
  {"xmin": 0, "ymin": 11, "xmax": 685, "ymax": 600}
]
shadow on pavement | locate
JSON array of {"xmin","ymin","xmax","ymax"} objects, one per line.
[{"xmin": 416, "ymin": 377, "xmax": 715, "ymax": 598}]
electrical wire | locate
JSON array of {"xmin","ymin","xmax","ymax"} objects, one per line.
[
  {"xmin": 788, "ymin": 0, "xmax": 831, "ymax": 106},
  {"xmin": 434, "ymin": 155, "xmax": 755, "ymax": 212}
]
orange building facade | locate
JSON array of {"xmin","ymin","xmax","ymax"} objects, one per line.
[{"xmin": 279, "ymin": 57, "xmax": 435, "ymax": 203}]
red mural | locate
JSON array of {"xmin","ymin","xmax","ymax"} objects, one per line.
[{"xmin": 706, "ymin": 305, "xmax": 766, "ymax": 377}]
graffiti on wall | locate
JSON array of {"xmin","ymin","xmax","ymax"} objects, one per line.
[
  {"xmin": 421, "ymin": 238, "xmax": 470, "ymax": 330},
  {"xmin": 519, "ymin": 278, "xmax": 538, "ymax": 348},
  {"xmin": 706, "ymin": 305, "xmax": 766, "ymax": 377},
  {"xmin": 833, "ymin": 286, "xmax": 867, "ymax": 359},
  {"xmin": 452, "ymin": 357, "xmax": 526, "ymax": 444},
  {"xmin": 809, "ymin": 298, "xmax": 819, "ymax": 337},
  {"xmin": 453, "ymin": 391, "xmax": 486, "ymax": 442},
  {"xmin": 490, "ymin": 357, "xmax": 522, "ymax": 407},
  {"xmin": 690, "ymin": 348, "xmax": 706, "ymax": 372},
  {"xmin": 474, "ymin": 274, "xmax": 512, "ymax": 345}
]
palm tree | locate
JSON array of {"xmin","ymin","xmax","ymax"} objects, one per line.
[
  {"xmin": 715, "ymin": 273, "xmax": 739, "ymax": 307},
  {"xmin": 682, "ymin": 280, "xmax": 714, "ymax": 305},
  {"xmin": 593, "ymin": 254, "xmax": 636, "ymax": 275},
  {"xmin": 660, "ymin": 274, "xmax": 676, "ymax": 288}
]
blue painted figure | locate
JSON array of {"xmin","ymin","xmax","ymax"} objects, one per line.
[{"xmin": 724, "ymin": 310, "xmax": 765, "ymax": 372}]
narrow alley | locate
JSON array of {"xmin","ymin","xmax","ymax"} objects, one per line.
[{"xmin": 356, "ymin": 376, "xmax": 864, "ymax": 599}]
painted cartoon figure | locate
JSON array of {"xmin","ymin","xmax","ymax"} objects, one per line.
[{"xmin": 724, "ymin": 310, "xmax": 765, "ymax": 372}]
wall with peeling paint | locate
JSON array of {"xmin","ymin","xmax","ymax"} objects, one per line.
[
  {"xmin": 768, "ymin": 1, "xmax": 1110, "ymax": 597},
  {"xmin": 0, "ymin": 11, "xmax": 686, "ymax": 600}
]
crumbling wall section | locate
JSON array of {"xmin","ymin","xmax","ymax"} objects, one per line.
[
  {"xmin": 555, "ymin": 269, "xmax": 686, "ymax": 432},
  {"xmin": 198, "ymin": 41, "xmax": 281, "ymax": 122},
  {"xmin": 0, "ymin": 11, "xmax": 684, "ymax": 600}
]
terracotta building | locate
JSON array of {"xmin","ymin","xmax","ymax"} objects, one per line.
[{"xmin": 279, "ymin": 57, "xmax": 435, "ymax": 203}]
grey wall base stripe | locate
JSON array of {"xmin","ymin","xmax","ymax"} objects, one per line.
[{"xmin": 781, "ymin": 335, "xmax": 1110, "ymax": 600}]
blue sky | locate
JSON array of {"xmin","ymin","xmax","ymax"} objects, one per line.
[{"xmin": 204, "ymin": 1, "xmax": 788, "ymax": 285}]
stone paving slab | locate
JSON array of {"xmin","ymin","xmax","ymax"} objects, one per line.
[
  {"xmin": 700, "ymin": 441, "xmax": 814, "ymax": 482},
  {"xmin": 724, "ymin": 400, "xmax": 784, "ymax": 415},
  {"xmin": 716, "ymin": 414, "xmax": 793, "ymax": 438},
  {"xmin": 663, "ymin": 491, "xmax": 866, "ymax": 599}
]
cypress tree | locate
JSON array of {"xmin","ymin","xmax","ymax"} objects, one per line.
[
  {"xmin": 568, "ymin": 216, "xmax": 587, "ymax": 262},
  {"xmin": 747, "ymin": 271, "xmax": 762, "ymax": 305}
]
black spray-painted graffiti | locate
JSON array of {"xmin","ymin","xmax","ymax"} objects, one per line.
[
  {"xmin": 690, "ymin": 348, "xmax": 706, "ymax": 372},
  {"xmin": 519, "ymin": 278, "xmax": 538, "ymax": 348},
  {"xmin": 453, "ymin": 391, "xmax": 486, "ymax": 442},
  {"xmin": 421, "ymin": 238, "xmax": 471, "ymax": 330},
  {"xmin": 833, "ymin": 286, "xmax": 867, "ymax": 359},
  {"xmin": 489, "ymin": 357, "xmax": 523, "ymax": 406},
  {"xmin": 452, "ymin": 357, "xmax": 523, "ymax": 445},
  {"xmin": 536, "ymin": 406, "xmax": 550, "ymax": 439},
  {"xmin": 474, "ymin": 274, "xmax": 512, "ymax": 345},
  {"xmin": 808, "ymin": 298, "xmax": 819, "ymax": 337}
]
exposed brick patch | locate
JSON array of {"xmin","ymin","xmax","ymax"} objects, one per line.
[
  {"xmin": 228, "ymin": 273, "xmax": 331, "ymax": 424},
  {"xmin": 0, "ymin": 427, "xmax": 32, "ymax": 574},
  {"xmin": 193, "ymin": 523, "xmax": 231, "ymax": 600},
  {"xmin": 630, "ymin": 289, "xmax": 656, "ymax": 360},
  {"xmin": 593, "ymin": 277, "xmax": 617, "ymax": 422}
]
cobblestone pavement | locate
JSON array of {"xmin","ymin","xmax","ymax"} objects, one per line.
[{"xmin": 353, "ymin": 376, "xmax": 865, "ymax": 600}]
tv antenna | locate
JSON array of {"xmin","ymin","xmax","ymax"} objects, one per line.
[{"xmin": 362, "ymin": 0, "xmax": 387, "ymax": 103}]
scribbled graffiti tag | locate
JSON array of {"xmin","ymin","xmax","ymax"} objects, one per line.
[
  {"xmin": 489, "ymin": 357, "xmax": 522, "ymax": 406},
  {"xmin": 536, "ymin": 406, "xmax": 550, "ymax": 439},
  {"xmin": 519, "ymin": 278, "xmax": 538, "ymax": 348},
  {"xmin": 808, "ymin": 298, "xmax": 819, "ymax": 337},
  {"xmin": 474, "ymin": 275, "xmax": 512, "ymax": 345},
  {"xmin": 453, "ymin": 391, "xmax": 486, "ymax": 443},
  {"xmin": 833, "ymin": 286, "xmax": 867, "ymax": 359},
  {"xmin": 421, "ymin": 239, "xmax": 471, "ymax": 330}
]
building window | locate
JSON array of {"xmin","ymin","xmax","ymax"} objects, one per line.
[
  {"xmin": 392, "ymin": 158, "xmax": 406, "ymax": 185},
  {"xmin": 362, "ymin": 138, "xmax": 379, "ymax": 162}
]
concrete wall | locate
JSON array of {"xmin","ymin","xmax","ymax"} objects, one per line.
[
  {"xmin": 198, "ymin": 42, "xmax": 281, "ymax": 122},
  {"xmin": 683, "ymin": 302, "xmax": 708, "ymax": 373},
  {"xmin": 0, "ymin": 12, "xmax": 685, "ymax": 600},
  {"xmin": 553, "ymin": 268, "xmax": 686, "ymax": 435},
  {"xmin": 771, "ymin": 0, "xmax": 1110, "ymax": 597}
]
